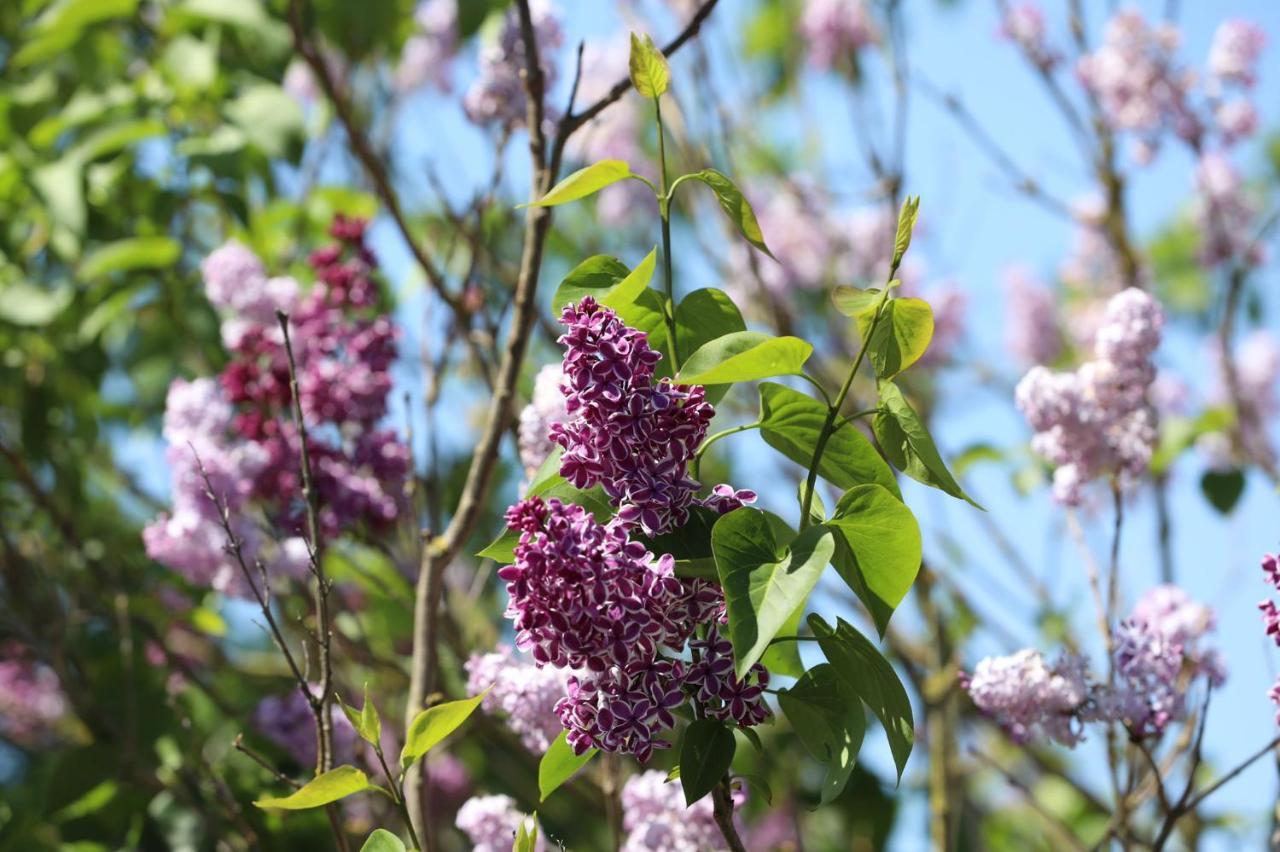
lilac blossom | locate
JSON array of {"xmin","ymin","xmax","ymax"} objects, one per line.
[
  {"xmin": 251, "ymin": 688, "xmax": 357, "ymax": 769},
  {"xmin": 1194, "ymin": 151, "xmax": 1264, "ymax": 268},
  {"xmin": 621, "ymin": 770, "xmax": 743, "ymax": 851},
  {"xmin": 464, "ymin": 0, "xmax": 562, "ymax": 129},
  {"xmin": 799, "ymin": 0, "xmax": 879, "ymax": 71},
  {"xmin": 965, "ymin": 649, "xmax": 1089, "ymax": 746},
  {"xmin": 1016, "ymin": 287, "xmax": 1164, "ymax": 505},
  {"xmin": 1000, "ymin": 2, "xmax": 1058, "ymax": 67},
  {"xmin": 465, "ymin": 646, "xmax": 566, "ymax": 753},
  {"xmin": 517, "ymin": 364, "xmax": 568, "ymax": 481},
  {"xmin": 551, "ymin": 298, "xmax": 714, "ymax": 536},
  {"xmin": 685, "ymin": 627, "xmax": 772, "ymax": 727},
  {"xmin": 456, "ymin": 795, "xmax": 544, "ymax": 852},
  {"xmin": 1208, "ymin": 19, "xmax": 1266, "ymax": 86},
  {"xmin": 698, "ymin": 484, "xmax": 759, "ymax": 516},
  {"xmin": 557, "ymin": 659, "xmax": 688, "ymax": 762},
  {"xmin": 0, "ymin": 645, "xmax": 69, "ymax": 746},
  {"xmin": 394, "ymin": 0, "xmax": 458, "ymax": 93},
  {"xmin": 1003, "ymin": 267, "xmax": 1062, "ymax": 366}
]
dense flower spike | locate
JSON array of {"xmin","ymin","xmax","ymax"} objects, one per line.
[
  {"xmin": 685, "ymin": 627, "xmax": 772, "ymax": 727},
  {"xmin": 464, "ymin": 0, "xmax": 562, "ymax": 129},
  {"xmin": 557, "ymin": 660, "xmax": 687, "ymax": 762},
  {"xmin": 965, "ymin": 649, "xmax": 1089, "ymax": 746},
  {"xmin": 551, "ymin": 297, "xmax": 714, "ymax": 535},
  {"xmin": 146, "ymin": 219, "xmax": 409, "ymax": 595},
  {"xmin": 456, "ymin": 795, "xmax": 544, "ymax": 852},
  {"xmin": 0, "ymin": 644, "xmax": 69, "ymax": 747},
  {"xmin": 1015, "ymin": 287, "xmax": 1164, "ymax": 504},
  {"xmin": 465, "ymin": 646, "xmax": 567, "ymax": 753},
  {"xmin": 621, "ymin": 770, "xmax": 743, "ymax": 851}
]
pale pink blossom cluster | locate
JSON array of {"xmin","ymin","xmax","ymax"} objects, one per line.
[
  {"xmin": 456, "ymin": 795, "xmax": 544, "ymax": 852},
  {"xmin": 395, "ymin": 0, "xmax": 459, "ymax": 93},
  {"xmin": 517, "ymin": 363, "xmax": 569, "ymax": 480},
  {"xmin": 999, "ymin": 2, "xmax": 1059, "ymax": 68},
  {"xmin": 0, "ymin": 644, "xmax": 69, "ymax": 747},
  {"xmin": 967, "ymin": 585, "xmax": 1222, "ymax": 744},
  {"xmin": 621, "ymin": 770, "xmax": 743, "ymax": 851},
  {"xmin": 1208, "ymin": 19, "xmax": 1266, "ymax": 86},
  {"xmin": 464, "ymin": 646, "xmax": 567, "ymax": 753},
  {"xmin": 464, "ymin": 0, "xmax": 563, "ymax": 129},
  {"xmin": 1003, "ymin": 267, "xmax": 1062, "ymax": 366},
  {"xmin": 1015, "ymin": 288, "xmax": 1164, "ymax": 505},
  {"xmin": 799, "ymin": 0, "xmax": 879, "ymax": 71},
  {"xmin": 1194, "ymin": 151, "xmax": 1265, "ymax": 268}
]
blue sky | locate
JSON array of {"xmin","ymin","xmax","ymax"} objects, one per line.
[{"xmin": 116, "ymin": 0, "xmax": 1280, "ymax": 846}]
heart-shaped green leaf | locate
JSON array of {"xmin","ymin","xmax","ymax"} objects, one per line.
[
  {"xmin": 825, "ymin": 485, "xmax": 922, "ymax": 636},
  {"xmin": 856, "ymin": 297, "xmax": 933, "ymax": 379}
]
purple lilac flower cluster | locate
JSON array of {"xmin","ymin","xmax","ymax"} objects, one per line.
[
  {"xmin": 0, "ymin": 644, "xmax": 69, "ymax": 747},
  {"xmin": 1258, "ymin": 552, "xmax": 1280, "ymax": 723},
  {"xmin": 621, "ymin": 770, "xmax": 745, "ymax": 851},
  {"xmin": 251, "ymin": 687, "xmax": 358, "ymax": 769},
  {"xmin": 464, "ymin": 0, "xmax": 562, "ymax": 129},
  {"xmin": 145, "ymin": 219, "xmax": 409, "ymax": 596},
  {"xmin": 966, "ymin": 585, "xmax": 1222, "ymax": 744},
  {"xmin": 455, "ymin": 795, "xmax": 543, "ymax": 852},
  {"xmin": 551, "ymin": 297, "xmax": 715, "ymax": 536},
  {"xmin": 464, "ymin": 646, "xmax": 567, "ymax": 753},
  {"xmin": 1015, "ymin": 287, "xmax": 1164, "ymax": 505},
  {"xmin": 394, "ymin": 0, "xmax": 459, "ymax": 93}
]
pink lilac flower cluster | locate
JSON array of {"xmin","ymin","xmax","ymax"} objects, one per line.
[
  {"xmin": 1072, "ymin": 12, "xmax": 1264, "ymax": 163},
  {"xmin": 464, "ymin": 646, "xmax": 567, "ymax": 753},
  {"xmin": 145, "ymin": 219, "xmax": 409, "ymax": 596},
  {"xmin": 799, "ymin": 0, "xmax": 879, "ymax": 71},
  {"xmin": 999, "ymin": 2, "xmax": 1059, "ymax": 68},
  {"xmin": 551, "ymin": 298, "xmax": 714, "ymax": 536},
  {"xmin": 394, "ymin": 0, "xmax": 459, "ymax": 93},
  {"xmin": 621, "ymin": 770, "xmax": 745, "ymax": 851},
  {"xmin": 1015, "ymin": 287, "xmax": 1164, "ymax": 505},
  {"xmin": 464, "ymin": 0, "xmax": 562, "ymax": 129},
  {"xmin": 1003, "ymin": 267, "xmax": 1063, "ymax": 366},
  {"xmin": 251, "ymin": 687, "xmax": 358, "ymax": 769},
  {"xmin": 966, "ymin": 585, "xmax": 1222, "ymax": 744},
  {"xmin": 0, "ymin": 644, "xmax": 69, "ymax": 747},
  {"xmin": 1194, "ymin": 152, "xmax": 1265, "ymax": 268},
  {"xmin": 517, "ymin": 364, "xmax": 568, "ymax": 481},
  {"xmin": 456, "ymin": 795, "xmax": 543, "ymax": 852}
]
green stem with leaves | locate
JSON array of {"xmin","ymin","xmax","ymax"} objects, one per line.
[
  {"xmin": 653, "ymin": 94, "xmax": 681, "ymax": 370},
  {"xmin": 374, "ymin": 745, "xmax": 422, "ymax": 852}
]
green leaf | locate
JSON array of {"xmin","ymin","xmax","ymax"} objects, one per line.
[
  {"xmin": 758, "ymin": 383, "xmax": 901, "ymax": 499},
  {"xmin": 629, "ymin": 32, "xmax": 670, "ymax": 97},
  {"xmin": 254, "ymin": 765, "xmax": 371, "ymax": 810},
  {"xmin": 679, "ymin": 719, "xmax": 736, "ymax": 806},
  {"xmin": 79, "ymin": 237, "xmax": 180, "ymax": 280},
  {"xmin": 401, "ymin": 691, "xmax": 488, "ymax": 770},
  {"xmin": 527, "ymin": 160, "xmax": 633, "ymax": 207},
  {"xmin": 684, "ymin": 169, "xmax": 772, "ymax": 257},
  {"xmin": 714, "ymin": 510, "xmax": 833, "ymax": 679},
  {"xmin": 832, "ymin": 286, "xmax": 882, "ymax": 318},
  {"xmin": 674, "ymin": 288, "xmax": 747, "ymax": 363},
  {"xmin": 514, "ymin": 816, "xmax": 539, "ymax": 852},
  {"xmin": 226, "ymin": 84, "xmax": 303, "ymax": 159},
  {"xmin": 809, "ymin": 615, "xmax": 913, "ymax": 782},
  {"xmin": 360, "ymin": 829, "xmax": 407, "ymax": 852},
  {"xmin": 1200, "ymin": 469, "xmax": 1246, "ymax": 515},
  {"xmin": 892, "ymin": 196, "xmax": 920, "ymax": 269},
  {"xmin": 677, "ymin": 331, "xmax": 812, "ymax": 387},
  {"xmin": 874, "ymin": 382, "xmax": 981, "ymax": 509},
  {"xmin": 33, "ymin": 157, "xmax": 86, "ymax": 236},
  {"xmin": 856, "ymin": 298, "xmax": 934, "ymax": 379},
  {"xmin": 615, "ymin": 288, "xmax": 673, "ymax": 377},
  {"xmin": 0, "ymin": 282, "xmax": 74, "ymax": 326},
  {"xmin": 759, "ymin": 602, "xmax": 807, "ymax": 678},
  {"xmin": 539, "ymin": 730, "xmax": 597, "ymax": 802},
  {"xmin": 339, "ymin": 684, "xmax": 382, "ymax": 746},
  {"xmin": 778, "ymin": 665, "xmax": 866, "ymax": 804},
  {"xmin": 825, "ymin": 485, "xmax": 922, "ymax": 637},
  {"xmin": 552, "ymin": 251, "xmax": 656, "ymax": 312},
  {"xmin": 798, "ymin": 480, "xmax": 827, "ymax": 526},
  {"xmin": 477, "ymin": 481, "xmax": 613, "ymax": 562}
]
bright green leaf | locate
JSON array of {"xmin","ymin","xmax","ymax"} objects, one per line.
[
  {"xmin": 825, "ymin": 485, "xmax": 921, "ymax": 636},
  {"xmin": 602, "ymin": 248, "xmax": 657, "ymax": 311},
  {"xmin": 339, "ymin": 684, "xmax": 382, "ymax": 746},
  {"xmin": 758, "ymin": 383, "xmax": 901, "ymax": 499},
  {"xmin": 514, "ymin": 816, "xmax": 539, "ymax": 852},
  {"xmin": 629, "ymin": 32, "xmax": 670, "ymax": 97},
  {"xmin": 0, "ymin": 282, "xmax": 74, "ymax": 326},
  {"xmin": 683, "ymin": 169, "xmax": 772, "ymax": 257},
  {"xmin": 778, "ymin": 664, "xmax": 866, "ymax": 803},
  {"xmin": 832, "ymin": 286, "xmax": 881, "ymax": 318},
  {"xmin": 79, "ymin": 237, "xmax": 180, "ymax": 280},
  {"xmin": 253, "ymin": 765, "xmax": 372, "ymax": 810},
  {"xmin": 856, "ymin": 298, "xmax": 933, "ymax": 379},
  {"xmin": 892, "ymin": 196, "xmax": 920, "ymax": 270},
  {"xmin": 677, "ymin": 331, "xmax": 812, "ymax": 387},
  {"xmin": 400, "ymin": 691, "xmax": 488, "ymax": 770},
  {"xmin": 809, "ymin": 615, "xmax": 913, "ymax": 782},
  {"xmin": 527, "ymin": 160, "xmax": 633, "ymax": 207},
  {"xmin": 360, "ymin": 829, "xmax": 407, "ymax": 852},
  {"xmin": 539, "ymin": 730, "xmax": 597, "ymax": 802},
  {"xmin": 679, "ymin": 719, "xmax": 736, "ymax": 806},
  {"xmin": 759, "ymin": 602, "xmax": 807, "ymax": 679},
  {"xmin": 713, "ymin": 508, "xmax": 833, "ymax": 679},
  {"xmin": 674, "ymin": 288, "xmax": 747, "ymax": 363},
  {"xmin": 874, "ymin": 382, "xmax": 981, "ymax": 509}
]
